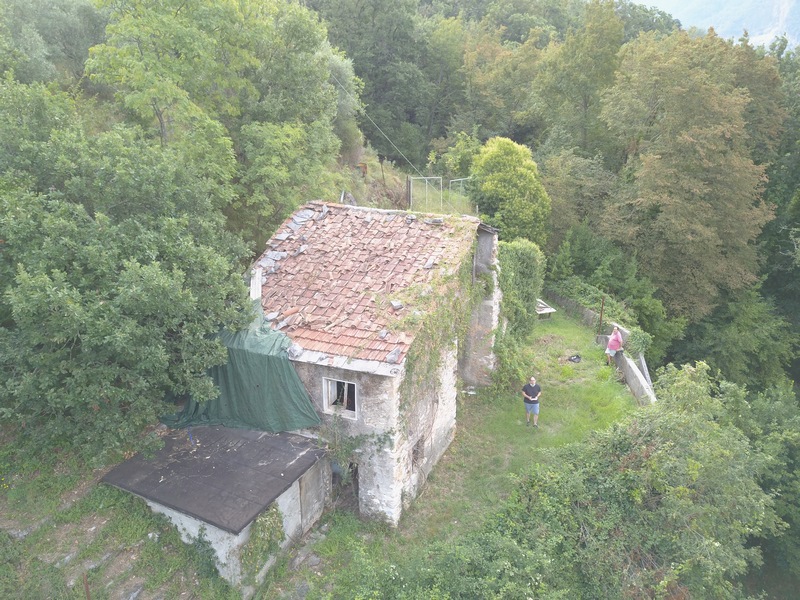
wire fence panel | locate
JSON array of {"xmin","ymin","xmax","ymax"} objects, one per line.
[{"xmin": 408, "ymin": 177, "xmax": 477, "ymax": 216}]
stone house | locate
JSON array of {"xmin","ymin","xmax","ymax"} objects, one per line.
[{"xmin": 252, "ymin": 201, "xmax": 500, "ymax": 524}]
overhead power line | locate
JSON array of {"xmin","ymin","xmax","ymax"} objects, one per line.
[{"xmin": 329, "ymin": 71, "xmax": 424, "ymax": 177}]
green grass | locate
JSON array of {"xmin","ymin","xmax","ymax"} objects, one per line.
[
  {"xmin": 2, "ymin": 308, "xmax": 797, "ymax": 598},
  {"xmin": 0, "ymin": 445, "xmax": 86, "ymax": 525},
  {"xmin": 409, "ymin": 184, "xmax": 477, "ymax": 216},
  {"xmin": 0, "ymin": 476, "xmax": 239, "ymax": 599}
]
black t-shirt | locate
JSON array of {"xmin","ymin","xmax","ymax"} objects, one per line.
[{"xmin": 523, "ymin": 383, "xmax": 541, "ymax": 403}]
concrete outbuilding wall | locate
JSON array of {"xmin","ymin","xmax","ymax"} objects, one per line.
[{"xmin": 144, "ymin": 457, "xmax": 330, "ymax": 592}]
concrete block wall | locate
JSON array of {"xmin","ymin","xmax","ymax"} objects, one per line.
[{"xmin": 144, "ymin": 457, "xmax": 330, "ymax": 593}]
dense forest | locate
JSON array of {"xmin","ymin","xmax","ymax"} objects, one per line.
[{"xmin": 1, "ymin": 0, "xmax": 800, "ymax": 597}]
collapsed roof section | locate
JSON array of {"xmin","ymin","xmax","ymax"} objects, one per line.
[{"xmin": 254, "ymin": 202, "xmax": 481, "ymax": 373}]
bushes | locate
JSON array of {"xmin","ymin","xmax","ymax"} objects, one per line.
[
  {"xmin": 469, "ymin": 137, "xmax": 551, "ymax": 246},
  {"xmin": 624, "ymin": 326, "xmax": 652, "ymax": 356},
  {"xmin": 547, "ymin": 224, "xmax": 686, "ymax": 364},
  {"xmin": 497, "ymin": 238, "xmax": 546, "ymax": 337},
  {"xmin": 345, "ymin": 364, "xmax": 776, "ymax": 599},
  {"xmin": 547, "ymin": 275, "xmax": 636, "ymax": 326}
]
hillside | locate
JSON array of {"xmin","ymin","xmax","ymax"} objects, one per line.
[
  {"xmin": 2, "ymin": 0, "xmax": 800, "ymax": 596},
  {"xmin": 646, "ymin": 0, "xmax": 799, "ymax": 45},
  {"xmin": 0, "ymin": 310, "xmax": 636, "ymax": 599}
]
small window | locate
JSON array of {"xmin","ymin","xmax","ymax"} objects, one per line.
[{"xmin": 323, "ymin": 378, "xmax": 357, "ymax": 419}]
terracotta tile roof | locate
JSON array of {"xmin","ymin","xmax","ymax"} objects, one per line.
[{"xmin": 255, "ymin": 202, "xmax": 480, "ymax": 366}]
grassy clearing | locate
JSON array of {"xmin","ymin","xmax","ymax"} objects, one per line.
[{"xmin": 260, "ymin": 311, "xmax": 638, "ymax": 598}]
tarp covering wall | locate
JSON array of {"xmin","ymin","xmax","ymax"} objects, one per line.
[{"xmin": 161, "ymin": 319, "xmax": 321, "ymax": 432}]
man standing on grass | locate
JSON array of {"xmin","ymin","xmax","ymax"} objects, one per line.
[{"xmin": 522, "ymin": 376, "xmax": 542, "ymax": 427}]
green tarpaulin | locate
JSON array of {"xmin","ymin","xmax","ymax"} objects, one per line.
[{"xmin": 161, "ymin": 317, "xmax": 320, "ymax": 432}]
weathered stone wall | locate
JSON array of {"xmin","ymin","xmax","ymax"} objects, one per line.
[
  {"xmin": 292, "ymin": 362, "xmax": 406, "ymax": 522},
  {"xmin": 292, "ymin": 342, "xmax": 460, "ymax": 525},
  {"xmin": 460, "ymin": 229, "xmax": 501, "ymax": 386},
  {"xmin": 400, "ymin": 344, "xmax": 458, "ymax": 505},
  {"xmin": 474, "ymin": 227, "xmax": 496, "ymax": 275},
  {"xmin": 275, "ymin": 459, "xmax": 332, "ymax": 544},
  {"xmin": 292, "ymin": 363, "xmax": 400, "ymax": 436}
]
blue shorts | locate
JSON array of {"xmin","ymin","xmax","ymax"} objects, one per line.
[{"xmin": 525, "ymin": 402, "xmax": 539, "ymax": 415}]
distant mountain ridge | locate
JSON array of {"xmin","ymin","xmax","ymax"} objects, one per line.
[{"xmin": 647, "ymin": 0, "xmax": 799, "ymax": 47}]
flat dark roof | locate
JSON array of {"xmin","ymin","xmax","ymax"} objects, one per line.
[{"xmin": 102, "ymin": 426, "xmax": 324, "ymax": 534}]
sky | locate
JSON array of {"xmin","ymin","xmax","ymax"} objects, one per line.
[{"xmin": 642, "ymin": 0, "xmax": 799, "ymax": 47}]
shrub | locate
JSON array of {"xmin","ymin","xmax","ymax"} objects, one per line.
[{"xmin": 498, "ymin": 239, "xmax": 547, "ymax": 338}]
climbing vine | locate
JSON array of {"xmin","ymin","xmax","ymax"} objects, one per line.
[
  {"xmin": 396, "ymin": 243, "xmax": 489, "ymax": 417},
  {"xmin": 318, "ymin": 413, "xmax": 393, "ymax": 485},
  {"xmin": 240, "ymin": 504, "xmax": 285, "ymax": 584}
]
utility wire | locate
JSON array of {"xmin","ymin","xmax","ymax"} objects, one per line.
[{"xmin": 329, "ymin": 71, "xmax": 425, "ymax": 177}]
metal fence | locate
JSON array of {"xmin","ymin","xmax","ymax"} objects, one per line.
[{"xmin": 408, "ymin": 176, "xmax": 476, "ymax": 216}]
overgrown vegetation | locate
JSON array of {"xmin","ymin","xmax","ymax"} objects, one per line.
[
  {"xmin": 240, "ymin": 506, "xmax": 285, "ymax": 585},
  {"xmin": 2, "ymin": 0, "xmax": 800, "ymax": 596},
  {"xmin": 0, "ymin": 467, "xmax": 240, "ymax": 599},
  {"xmin": 497, "ymin": 238, "xmax": 547, "ymax": 338},
  {"xmin": 318, "ymin": 413, "xmax": 393, "ymax": 485},
  {"xmin": 397, "ymin": 237, "xmax": 489, "ymax": 417},
  {"xmin": 264, "ymin": 357, "xmax": 799, "ymax": 599},
  {"xmin": 257, "ymin": 310, "xmax": 640, "ymax": 598}
]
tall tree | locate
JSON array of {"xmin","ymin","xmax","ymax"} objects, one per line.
[
  {"xmin": 87, "ymin": 0, "xmax": 257, "ymax": 144},
  {"xmin": 455, "ymin": 24, "xmax": 544, "ymax": 142},
  {"xmin": 309, "ymin": 0, "xmax": 430, "ymax": 166},
  {"xmin": 675, "ymin": 286, "xmax": 795, "ymax": 388},
  {"xmin": 760, "ymin": 40, "xmax": 800, "ymax": 381},
  {"xmin": 1, "ymin": 0, "xmax": 107, "ymax": 84},
  {"xmin": 540, "ymin": 149, "xmax": 615, "ymax": 252},
  {"xmin": 0, "ymin": 79, "xmax": 252, "ymax": 463},
  {"xmin": 89, "ymin": 0, "xmax": 348, "ymax": 250},
  {"xmin": 727, "ymin": 36, "xmax": 786, "ymax": 167},
  {"xmin": 536, "ymin": 0, "xmax": 624, "ymax": 158},
  {"xmin": 0, "ymin": 189, "xmax": 252, "ymax": 464},
  {"xmin": 469, "ymin": 136, "xmax": 550, "ymax": 245},
  {"xmin": 482, "ymin": 0, "xmax": 584, "ymax": 43},
  {"xmin": 416, "ymin": 16, "xmax": 468, "ymax": 141},
  {"xmin": 613, "ymin": 0, "xmax": 679, "ymax": 43},
  {"xmin": 601, "ymin": 31, "xmax": 773, "ymax": 322}
]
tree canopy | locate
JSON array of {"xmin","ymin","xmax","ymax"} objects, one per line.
[
  {"xmin": 0, "ymin": 1, "xmax": 799, "ymax": 589},
  {"xmin": 601, "ymin": 31, "xmax": 774, "ymax": 322},
  {"xmin": 335, "ymin": 363, "xmax": 780, "ymax": 599},
  {"xmin": 470, "ymin": 136, "xmax": 551, "ymax": 245}
]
